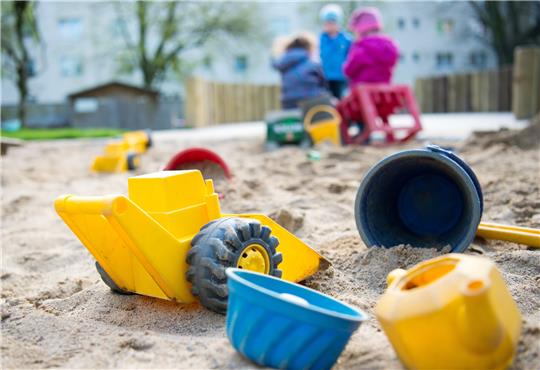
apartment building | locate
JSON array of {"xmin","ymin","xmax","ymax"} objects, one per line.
[{"xmin": 1, "ymin": 1, "xmax": 496, "ymax": 105}]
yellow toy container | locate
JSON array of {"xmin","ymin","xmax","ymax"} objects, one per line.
[
  {"xmin": 375, "ymin": 254, "xmax": 521, "ymax": 370},
  {"xmin": 303, "ymin": 105, "xmax": 341, "ymax": 146},
  {"xmin": 55, "ymin": 170, "xmax": 328, "ymax": 313},
  {"xmin": 91, "ymin": 130, "xmax": 151, "ymax": 173}
]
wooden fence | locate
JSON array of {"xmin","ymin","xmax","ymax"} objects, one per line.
[
  {"xmin": 186, "ymin": 47, "xmax": 539, "ymax": 126},
  {"xmin": 415, "ymin": 46, "xmax": 540, "ymax": 118},
  {"xmin": 414, "ymin": 67, "xmax": 513, "ymax": 114},
  {"xmin": 512, "ymin": 46, "xmax": 540, "ymax": 119},
  {"xmin": 185, "ymin": 78, "xmax": 280, "ymax": 127}
]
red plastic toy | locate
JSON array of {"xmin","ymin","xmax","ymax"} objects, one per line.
[
  {"xmin": 163, "ymin": 147, "xmax": 232, "ymax": 179},
  {"xmin": 337, "ymin": 84, "xmax": 422, "ymax": 145}
]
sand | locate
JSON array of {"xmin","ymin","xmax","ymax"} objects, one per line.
[{"xmin": 1, "ymin": 121, "xmax": 539, "ymax": 369}]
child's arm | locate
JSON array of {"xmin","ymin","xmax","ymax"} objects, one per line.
[{"xmin": 343, "ymin": 45, "xmax": 370, "ymax": 80}]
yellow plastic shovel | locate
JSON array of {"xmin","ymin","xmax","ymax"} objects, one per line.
[{"xmin": 477, "ymin": 222, "xmax": 540, "ymax": 248}]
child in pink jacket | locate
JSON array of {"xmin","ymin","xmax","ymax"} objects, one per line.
[{"xmin": 343, "ymin": 8, "xmax": 399, "ymax": 87}]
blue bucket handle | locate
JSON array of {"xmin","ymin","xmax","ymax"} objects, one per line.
[{"xmin": 426, "ymin": 145, "xmax": 484, "ymax": 214}]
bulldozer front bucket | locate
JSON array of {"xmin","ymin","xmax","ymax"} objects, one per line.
[
  {"xmin": 122, "ymin": 130, "xmax": 150, "ymax": 153},
  {"xmin": 55, "ymin": 195, "xmax": 195, "ymax": 303},
  {"xmin": 225, "ymin": 213, "xmax": 330, "ymax": 282}
]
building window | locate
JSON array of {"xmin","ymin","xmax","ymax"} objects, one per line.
[
  {"xmin": 269, "ymin": 17, "xmax": 291, "ymax": 36},
  {"xmin": 397, "ymin": 18, "xmax": 406, "ymax": 30},
  {"xmin": 412, "ymin": 18, "xmax": 420, "ymax": 29},
  {"xmin": 412, "ymin": 52, "xmax": 420, "ymax": 63},
  {"xmin": 58, "ymin": 18, "xmax": 82, "ymax": 41},
  {"xmin": 470, "ymin": 51, "xmax": 487, "ymax": 68},
  {"xmin": 234, "ymin": 55, "xmax": 248, "ymax": 73},
  {"xmin": 26, "ymin": 58, "xmax": 37, "ymax": 77},
  {"xmin": 436, "ymin": 52, "xmax": 454, "ymax": 69},
  {"xmin": 111, "ymin": 18, "xmax": 127, "ymax": 38},
  {"xmin": 60, "ymin": 56, "xmax": 83, "ymax": 77},
  {"xmin": 437, "ymin": 19, "xmax": 454, "ymax": 35},
  {"xmin": 74, "ymin": 98, "xmax": 98, "ymax": 113}
]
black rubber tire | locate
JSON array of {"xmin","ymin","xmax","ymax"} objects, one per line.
[
  {"xmin": 95, "ymin": 262, "xmax": 134, "ymax": 295},
  {"xmin": 126, "ymin": 152, "xmax": 138, "ymax": 171},
  {"xmin": 186, "ymin": 217, "xmax": 283, "ymax": 314},
  {"xmin": 144, "ymin": 130, "xmax": 153, "ymax": 149}
]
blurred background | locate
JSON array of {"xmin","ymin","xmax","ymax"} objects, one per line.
[{"xmin": 1, "ymin": 1, "xmax": 539, "ymax": 135}]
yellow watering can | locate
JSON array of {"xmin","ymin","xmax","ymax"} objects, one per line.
[{"xmin": 375, "ymin": 254, "xmax": 521, "ymax": 370}]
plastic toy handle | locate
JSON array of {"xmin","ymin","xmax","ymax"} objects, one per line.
[
  {"xmin": 55, "ymin": 194, "xmax": 120, "ymax": 215},
  {"xmin": 477, "ymin": 222, "xmax": 540, "ymax": 248},
  {"xmin": 303, "ymin": 105, "xmax": 341, "ymax": 130}
]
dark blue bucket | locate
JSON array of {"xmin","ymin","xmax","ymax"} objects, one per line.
[{"xmin": 354, "ymin": 145, "xmax": 483, "ymax": 252}]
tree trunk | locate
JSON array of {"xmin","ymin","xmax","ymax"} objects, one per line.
[
  {"xmin": 14, "ymin": 1, "xmax": 30, "ymax": 128},
  {"xmin": 16, "ymin": 64, "xmax": 28, "ymax": 128}
]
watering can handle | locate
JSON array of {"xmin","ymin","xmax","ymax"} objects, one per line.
[{"xmin": 303, "ymin": 105, "xmax": 340, "ymax": 130}]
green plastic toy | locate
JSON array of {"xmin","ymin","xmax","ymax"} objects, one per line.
[{"xmin": 265, "ymin": 110, "xmax": 309, "ymax": 150}]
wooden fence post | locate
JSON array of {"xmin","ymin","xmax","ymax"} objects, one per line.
[
  {"xmin": 185, "ymin": 77, "xmax": 195, "ymax": 127},
  {"xmin": 513, "ymin": 46, "xmax": 540, "ymax": 119}
]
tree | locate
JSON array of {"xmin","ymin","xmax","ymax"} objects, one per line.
[
  {"xmin": 469, "ymin": 1, "xmax": 540, "ymax": 66},
  {"xmin": 1, "ymin": 0, "xmax": 39, "ymax": 127},
  {"xmin": 115, "ymin": 1, "xmax": 260, "ymax": 89}
]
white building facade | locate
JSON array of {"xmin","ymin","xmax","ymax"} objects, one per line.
[{"xmin": 1, "ymin": 1, "xmax": 496, "ymax": 105}]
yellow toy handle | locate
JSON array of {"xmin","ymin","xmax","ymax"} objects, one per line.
[
  {"xmin": 477, "ymin": 222, "xmax": 540, "ymax": 248},
  {"xmin": 303, "ymin": 105, "xmax": 340, "ymax": 131}
]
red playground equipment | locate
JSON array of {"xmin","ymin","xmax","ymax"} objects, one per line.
[{"xmin": 337, "ymin": 84, "xmax": 422, "ymax": 145}]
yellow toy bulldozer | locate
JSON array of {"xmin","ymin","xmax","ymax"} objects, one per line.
[
  {"xmin": 91, "ymin": 130, "xmax": 152, "ymax": 172},
  {"xmin": 55, "ymin": 170, "xmax": 328, "ymax": 313}
]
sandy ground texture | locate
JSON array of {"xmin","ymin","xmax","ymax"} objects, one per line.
[{"xmin": 1, "ymin": 119, "xmax": 539, "ymax": 369}]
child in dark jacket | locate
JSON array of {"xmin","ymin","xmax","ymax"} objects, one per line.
[
  {"xmin": 272, "ymin": 37, "xmax": 327, "ymax": 109},
  {"xmin": 343, "ymin": 8, "xmax": 399, "ymax": 88}
]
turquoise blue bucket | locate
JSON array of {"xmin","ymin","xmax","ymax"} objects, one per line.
[
  {"xmin": 226, "ymin": 268, "xmax": 367, "ymax": 370},
  {"xmin": 354, "ymin": 145, "xmax": 483, "ymax": 252}
]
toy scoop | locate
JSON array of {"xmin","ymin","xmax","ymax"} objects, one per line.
[{"xmin": 477, "ymin": 222, "xmax": 540, "ymax": 248}]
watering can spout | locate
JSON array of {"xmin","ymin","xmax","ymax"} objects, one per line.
[
  {"xmin": 459, "ymin": 278, "xmax": 504, "ymax": 353},
  {"xmin": 387, "ymin": 268, "xmax": 406, "ymax": 286}
]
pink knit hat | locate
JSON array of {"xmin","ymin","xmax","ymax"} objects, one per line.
[{"xmin": 348, "ymin": 7, "xmax": 382, "ymax": 35}]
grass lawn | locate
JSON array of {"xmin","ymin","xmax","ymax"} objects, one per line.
[{"xmin": 1, "ymin": 128, "xmax": 124, "ymax": 140}]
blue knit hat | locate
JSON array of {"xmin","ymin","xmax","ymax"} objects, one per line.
[{"xmin": 319, "ymin": 4, "xmax": 343, "ymax": 23}]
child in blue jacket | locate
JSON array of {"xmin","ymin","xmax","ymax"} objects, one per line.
[
  {"xmin": 319, "ymin": 4, "xmax": 351, "ymax": 99},
  {"xmin": 272, "ymin": 37, "xmax": 327, "ymax": 109}
]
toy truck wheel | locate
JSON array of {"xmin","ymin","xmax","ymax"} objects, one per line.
[
  {"xmin": 186, "ymin": 218, "xmax": 283, "ymax": 314},
  {"xmin": 144, "ymin": 130, "xmax": 153, "ymax": 149},
  {"xmin": 126, "ymin": 152, "xmax": 139, "ymax": 171},
  {"xmin": 95, "ymin": 262, "xmax": 133, "ymax": 295}
]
